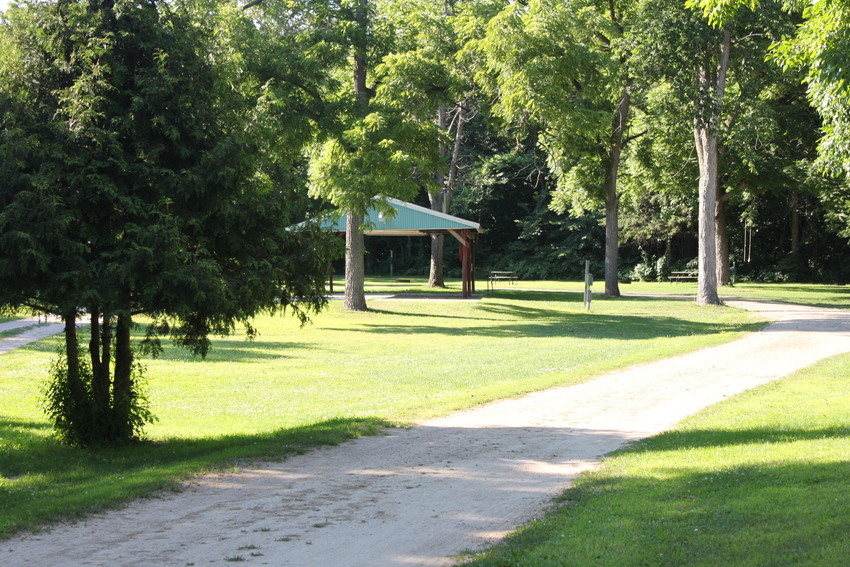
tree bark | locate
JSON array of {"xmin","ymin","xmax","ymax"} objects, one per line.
[
  {"xmin": 112, "ymin": 312, "xmax": 134, "ymax": 436},
  {"xmin": 63, "ymin": 310, "xmax": 84, "ymax": 402},
  {"xmin": 344, "ymin": 210, "xmax": 368, "ymax": 310},
  {"xmin": 694, "ymin": 30, "xmax": 730, "ymax": 307},
  {"xmin": 429, "ymin": 105, "xmax": 448, "ymax": 288},
  {"xmin": 343, "ymin": 0, "xmax": 370, "ymax": 310},
  {"xmin": 790, "ymin": 188, "xmax": 800, "ymax": 256},
  {"xmin": 89, "ymin": 309, "xmax": 111, "ymax": 409},
  {"xmin": 715, "ymin": 186, "xmax": 730, "ymax": 286},
  {"xmin": 695, "ymin": 126, "xmax": 720, "ymax": 305},
  {"xmin": 604, "ymin": 89, "xmax": 631, "ymax": 297},
  {"xmin": 603, "ymin": 163, "xmax": 621, "ymax": 297},
  {"xmin": 429, "ymin": 102, "xmax": 467, "ymax": 288}
]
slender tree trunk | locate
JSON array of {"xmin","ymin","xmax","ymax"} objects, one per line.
[
  {"xmin": 715, "ymin": 186, "xmax": 730, "ymax": 286},
  {"xmin": 695, "ymin": 126, "xmax": 720, "ymax": 305},
  {"xmin": 89, "ymin": 309, "xmax": 111, "ymax": 409},
  {"xmin": 343, "ymin": 0, "xmax": 370, "ymax": 310},
  {"xmin": 429, "ymin": 102, "xmax": 467, "ymax": 288},
  {"xmin": 604, "ymin": 89, "xmax": 631, "ymax": 297},
  {"xmin": 63, "ymin": 310, "xmax": 84, "ymax": 401},
  {"xmin": 694, "ymin": 30, "xmax": 730, "ymax": 306},
  {"xmin": 112, "ymin": 312, "xmax": 134, "ymax": 437},
  {"xmin": 603, "ymin": 164, "xmax": 620, "ymax": 297},
  {"xmin": 345, "ymin": 211, "xmax": 368, "ymax": 311},
  {"xmin": 89, "ymin": 308, "xmax": 101, "ymax": 380},
  {"xmin": 445, "ymin": 103, "xmax": 466, "ymax": 213},
  {"xmin": 790, "ymin": 188, "xmax": 800, "ymax": 256},
  {"xmin": 429, "ymin": 105, "xmax": 448, "ymax": 288},
  {"xmin": 428, "ymin": 232, "xmax": 445, "ymax": 288}
]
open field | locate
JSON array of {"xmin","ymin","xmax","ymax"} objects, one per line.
[
  {"xmin": 0, "ymin": 288, "xmax": 760, "ymax": 537},
  {"xmin": 355, "ymin": 275, "xmax": 850, "ymax": 309},
  {"xmin": 462, "ymin": 350, "xmax": 850, "ymax": 566}
]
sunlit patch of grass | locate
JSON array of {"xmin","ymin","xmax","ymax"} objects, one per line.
[{"xmin": 463, "ymin": 353, "xmax": 850, "ymax": 567}]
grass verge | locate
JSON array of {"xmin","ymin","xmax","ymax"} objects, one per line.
[
  {"xmin": 1, "ymin": 289, "xmax": 760, "ymax": 538},
  {"xmin": 461, "ymin": 352, "xmax": 850, "ymax": 566}
]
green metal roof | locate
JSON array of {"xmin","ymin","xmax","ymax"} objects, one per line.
[{"xmin": 319, "ymin": 197, "xmax": 482, "ymax": 236}]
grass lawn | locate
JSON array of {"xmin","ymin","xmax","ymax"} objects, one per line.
[
  {"xmin": 461, "ymin": 351, "xmax": 850, "ymax": 566},
  {"xmin": 0, "ymin": 288, "xmax": 760, "ymax": 538},
  {"xmin": 357, "ymin": 275, "xmax": 850, "ymax": 309}
]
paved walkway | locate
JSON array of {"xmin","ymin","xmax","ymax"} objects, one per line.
[
  {"xmin": 4, "ymin": 299, "xmax": 850, "ymax": 567},
  {"xmin": 0, "ymin": 316, "xmax": 64, "ymax": 355}
]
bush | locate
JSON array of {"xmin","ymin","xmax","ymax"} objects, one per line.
[
  {"xmin": 42, "ymin": 346, "xmax": 156, "ymax": 447},
  {"xmin": 630, "ymin": 262, "xmax": 653, "ymax": 281}
]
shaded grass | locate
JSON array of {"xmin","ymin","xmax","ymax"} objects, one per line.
[
  {"xmin": 461, "ymin": 353, "xmax": 850, "ymax": 567},
  {"xmin": 0, "ymin": 416, "xmax": 388, "ymax": 538},
  {"xmin": 0, "ymin": 290, "xmax": 760, "ymax": 537}
]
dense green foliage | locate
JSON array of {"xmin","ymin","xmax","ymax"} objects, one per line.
[
  {"xmin": 330, "ymin": 0, "xmax": 850, "ymax": 285},
  {"xmin": 0, "ymin": 0, "xmax": 339, "ymax": 444}
]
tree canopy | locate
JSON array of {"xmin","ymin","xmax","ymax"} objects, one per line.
[{"xmin": 0, "ymin": 0, "xmax": 339, "ymax": 444}]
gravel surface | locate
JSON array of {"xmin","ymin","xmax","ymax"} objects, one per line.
[
  {"xmin": 4, "ymin": 298, "xmax": 850, "ymax": 567},
  {"xmin": 0, "ymin": 316, "xmax": 64, "ymax": 355}
]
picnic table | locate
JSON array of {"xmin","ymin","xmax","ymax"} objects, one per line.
[
  {"xmin": 669, "ymin": 271, "xmax": 698, "ymax": 282},
  {"xmin": 486, "ymin": 270, "xmax": 517, "ymax": 292}
]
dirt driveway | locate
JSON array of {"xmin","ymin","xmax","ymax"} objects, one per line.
[{"xmin": 5, "ymin": 299, "xmax": 850, "ymax": 567}]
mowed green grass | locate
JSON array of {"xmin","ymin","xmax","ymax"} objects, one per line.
[
  {"xmin": 461, "ymin": 352, "xmax": 850, "ymax": 567},
  {"xmin": 0, "ymin": 290, "xmax": 760, "ymax": 537},
  {"xmin": 360, "ymin": 275, "xmax": 850, "ymax": 309}
]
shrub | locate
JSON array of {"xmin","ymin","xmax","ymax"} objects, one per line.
[{"xmin": 42, "ymin": 346, "xmax": 156, "ymax": 447}]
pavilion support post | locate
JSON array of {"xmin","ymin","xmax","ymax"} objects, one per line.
[
  {"xmin": 461, "ymin": 240, "xmax": 469, "ymax": 299},
  {"xmin": 449, "ymin": 229, "xmax": 476, "ymax": 299},
  {"xmin": 470, "ymin": 236, "xmax": 476, "ymax": 294}
]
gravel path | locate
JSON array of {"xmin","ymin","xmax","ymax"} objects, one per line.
[
  {"xmin": 4, "ymin": 298, "xmax": 850, "ymax": 567},
  {"xmin": 0, "ymin": 316, "xmax": 64, "ymax": 355}
]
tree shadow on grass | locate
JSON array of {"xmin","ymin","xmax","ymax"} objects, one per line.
[
  {"xmin": 154, "ymin": 339, "xmax": 310, "ymax": 364},
  {"xmin": 486, "ymin": 289, "xmax": 693, "ymax": 302},
  {"xmin": 335, "ymin": 310, "xmax": 754, "ymax": 341}
]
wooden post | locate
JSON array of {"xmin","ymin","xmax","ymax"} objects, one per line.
[
  {"xmin": 449, "ymin": 229, "xmax": 475, "ymax": 299},
  {"xmin": 461, "ymin": 236, "xmax": 470, "ymax": 299}
]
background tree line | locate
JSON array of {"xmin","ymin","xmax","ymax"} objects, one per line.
[{"xmin": 307, "ymin": 0, "xmax": 850, "ymax": 303}]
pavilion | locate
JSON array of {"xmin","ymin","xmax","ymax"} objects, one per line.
[{"xmin": 320, "ymin": 197, "xmax": 483, "ymax": 298}]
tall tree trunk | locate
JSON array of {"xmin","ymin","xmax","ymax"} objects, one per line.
[
  {"xmin": 345, "ymin": 211, "xmax": 368, "ymax": 311},
  {"xmin": 63, "ymin": 310, "xmax": 84, "ymax": 402},
  {"xmin": 603, "ymin": 165, "xmax": 620, "ymax": 297},
  {"xmin": 790, "ymin": 188, "xmax": 800, "ymax": 256},
  {"xmin": 695, "ymin": 126, "xmax": 720, "ymax": 305},
  {"xmin": 112, "ymin": 312, "xmax": 134, "ymax": 437},
  {"xmin": 429, "ymin": 102, "xmax": 467, "ymax": 288},
  {"xmin": 715, "ymin": 186, "xmax": 730, "ymax": 286},
  {"xmin": 604, "ymin": 89, "xmax": 631, "ymax": 297},
  {"xmin": 343, "ymin": 0, "xmax": 370, "ymax": 310},
  {"xmin": 89, "ymin": 309, "xmax": 111, "ymax": 410},
  {"xmin": 429, "ymin": 105, "xmax": 448, "ymax": 288},
  {"xmin": 428, "ymin": 232, "xmax": 445, "ymax": 288},
  {"xmin": 694, "ymin": 30, "xmax": 730, "ymax": 306}
]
